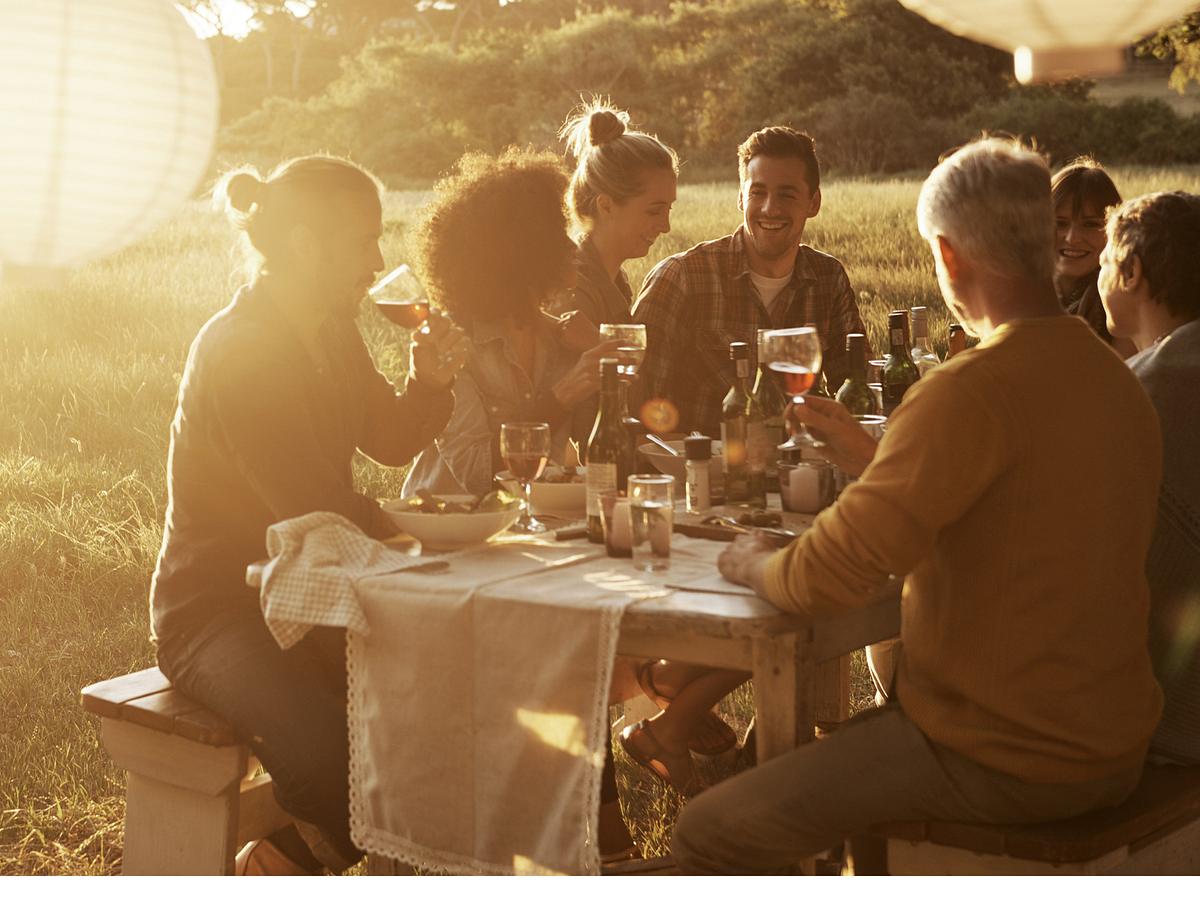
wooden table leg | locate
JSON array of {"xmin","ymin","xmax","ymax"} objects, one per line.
[
  {"xmin": 751, "ymin": 632, "xmax": 815, "ymax": 764},
  {"xmin": 815, "ymin": 654, "xmax": 851, "ymax": 727}
]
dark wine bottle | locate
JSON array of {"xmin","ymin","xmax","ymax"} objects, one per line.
[
  {"xmin": 586, "ymin": 358, "xmax": 623, "ymax": 543},
  {"xmin": 804, "ymin": 321, "xmax": 833, "ymax": 399},
  {"xmin": 721, "ymin": 342, "xmax": 768, "ymax": 508},
  {"xmin": 882, "ymin": 310, "xmax": 920, "ymax": 416},
  {"xmin": 753, "ymin": 328, "xmax": 787, "ymax": 451},
  {"xmin": 835, "ymin": 332, "xmax": 876, "ymax": 417}
]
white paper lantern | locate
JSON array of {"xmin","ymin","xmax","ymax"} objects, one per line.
[
  {"xmin": 898, "ymin": 1, "xmax": 1200, "ymax": 83},
  {"xmin": 0, "ymin": 0, "xmax": 219, "ymax": 286}
]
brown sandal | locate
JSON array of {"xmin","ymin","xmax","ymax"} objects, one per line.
[
  {"xmin": 636, "ymin": 661, "xmax": 737, "ymax": 757},
  {"xmin": 618, "ymin": 718, "xmax": 700, "ymax": 796}
]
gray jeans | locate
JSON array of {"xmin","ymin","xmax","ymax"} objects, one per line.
[{"xmin": 672, "ymin": 703, "xmax": 1142, "ymax": 875}]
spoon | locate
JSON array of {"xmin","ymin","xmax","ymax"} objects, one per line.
[{"xmin": 645, "ymin": 433, "xmax": 680, "ymax": 456}]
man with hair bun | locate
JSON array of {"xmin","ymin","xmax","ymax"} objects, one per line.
[
  {"xmin": 633, "ymin": 125, "xmax": 869, "ymax": 437},
  {"xmin": 149, "ymin": 154, "xmax": 469, "ymax": 875},
  {"xmin": 671, "ymin": 138, "xmax": 1163, "ymax": 874}
]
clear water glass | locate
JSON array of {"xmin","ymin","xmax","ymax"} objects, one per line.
[{"xmin": 628, "ymin": 474, "xmax": 673, "ymax": 572}]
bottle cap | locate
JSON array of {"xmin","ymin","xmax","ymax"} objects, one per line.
[
  {"xmin": 729, "ymin": 341, "xmax": 749, "ymax": 360},
  {"xmin": 845, "ymin": 332, "xmax": 865, "ymax": 352},
  {"xmin": 684, "ymin": 435, "xmax": 712, "ymax": 461}
]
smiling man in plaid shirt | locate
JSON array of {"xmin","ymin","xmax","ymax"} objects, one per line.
[{"xmin": 633, "ymin": 127, "xmax": 869, "ymax": 437}]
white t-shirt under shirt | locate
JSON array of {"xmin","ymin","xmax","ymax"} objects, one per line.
[{"xmin": 750, "ymin": 271, "xmax": 792, "ymax": 318}]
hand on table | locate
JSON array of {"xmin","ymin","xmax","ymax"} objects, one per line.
[
  {"xmin": 552, "ymin": 338, "xmax": 625, "ymax": 408},
  {"xmin": 410, "ymin": 311, "xmax": 470, "ymax": 389},
  {"xmin": 787, "ymin": 395, "xmax": 879, "ymax": 477},
  {"xmin": 717, "ymin": 532, "xmax": 777, "ymax": 598}
]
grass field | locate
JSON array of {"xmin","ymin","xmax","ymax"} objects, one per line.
[{"xmin": 4, "ymin": 167, "xmax": 1200, "ymax": 874}]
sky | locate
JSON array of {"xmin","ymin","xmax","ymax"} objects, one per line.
[{"xmin": 177, "ymin": 0, "xmax": 313, "ymax": 40}]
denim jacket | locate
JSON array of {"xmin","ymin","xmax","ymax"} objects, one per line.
[{"xmin": 403, "ymin": 312, "xmax": 589, "ymax": 497}]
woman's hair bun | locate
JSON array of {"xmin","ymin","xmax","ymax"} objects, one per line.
[
  {"xmin": 225, "ymin": 171, "xmax": 264, "ymax": 214},
  {"xmin": 588, "ymin": 109, "xmax": 627, "ymax": 146}
]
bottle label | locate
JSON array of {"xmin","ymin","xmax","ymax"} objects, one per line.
[
  {"xmin": 586, "ymin": 462, "xmax": 618, "ymax": 517},
  {"xmin": 882, "ymin": 381, "xmax": 910, "ymax": 415},
  {"xmin": 746, "ymin": 420, "xmax": 771, "ymax": 473},
  {"xmin": 889, "ymin": 327, "xmax": 905, "ymax": 349}
]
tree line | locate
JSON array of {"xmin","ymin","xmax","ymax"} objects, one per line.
[{"xmin": 199, "ymin": 0, "xmax": 1200, "ymax": 182}]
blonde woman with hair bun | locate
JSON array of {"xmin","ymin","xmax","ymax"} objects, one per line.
[{"xmin": 556, "ymin": 100, "xmax": 679, "ymax": 326}]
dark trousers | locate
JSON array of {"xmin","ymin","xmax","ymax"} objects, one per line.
[{"xmin": 156, "ymin": 605, "xmax": 361, "ymax": 870}]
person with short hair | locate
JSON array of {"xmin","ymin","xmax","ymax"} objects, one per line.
[
  {"xmin": 151, "ymin": 155, "xmax": 469, "ymax": 874},
  {"xmin": 671, "ymin": 138, "xmax": 1163, "ymax": 874},
  {"xmin": 401, "ymin": 149, "xmax": 622, "ymax": 499},
  {"xmin": 1051, "ymin": 159, "xmax": 1135, "ymax": 356},
  {"xmin": 555, "ymin": 101, "xmax": 678, "ymax": 326},
  {"xmin": 1098, "ymin": 190, "xmax": 1200, "ymax": 765},
  {"xmin": 634, "ymin": 126, "xmax": 869, "ymax": 437}
]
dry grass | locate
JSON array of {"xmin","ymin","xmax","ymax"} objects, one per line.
[{"xmin": 4, "ymin": 167, "xmax": 1198, "ymax": 874}]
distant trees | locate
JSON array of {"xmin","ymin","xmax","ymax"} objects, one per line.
[{"xmin": 210, "ymin": 0, "xmax": 1200, "ymax": 181}]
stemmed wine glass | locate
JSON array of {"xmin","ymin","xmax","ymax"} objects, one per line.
[
  {"xmin": 500, "ymin": 422, "xmax": 551, "ymax": 534},
  {"xmin": 599, "ymin": 323, "xmax": 646, "ymax": 416},
  {"xmin": 369, "ymin": 264, "xmax": 431, "ymax": 334},
  {"xmin": 759, "ymin": 327, "xmax": 824, "ymax": 449}
]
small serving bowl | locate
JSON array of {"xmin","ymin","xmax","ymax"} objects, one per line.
[
  {"xmin": 382, "ymin": 494, "xmax": 521, "ymax": 551},
  {"xmin": 494, "ymin": 466, "xmax": 587, "ymax": 517},
  {"xmin": 636, "ymin": 440, "xmax": 726, "ymax": 484}
]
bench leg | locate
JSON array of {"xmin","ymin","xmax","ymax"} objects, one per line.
[
  {"xmin": 100, "ymin": 719, "xmax": 247, "ymax": 875},
  {"xmin": 123, "ymin": 773, "xmax": 241, "ymax": 875}
]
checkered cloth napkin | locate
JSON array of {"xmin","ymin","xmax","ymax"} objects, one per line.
[{"xmin": 259, "ymin": 511, "xmax": 420, "ymax": 649}]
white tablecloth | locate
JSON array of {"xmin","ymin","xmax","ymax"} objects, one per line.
[{"xmin": 257, "ymin": 511, "xmax": 736, "ymax": 875}]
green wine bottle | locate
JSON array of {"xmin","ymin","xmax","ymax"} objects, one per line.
[
  {"xmin": 882, "ymin": 310, "xmax": 920, "ymax": 416},
  {"xmin": 721, "ymin": 342, "xmax": 768, "ymax": 508},
  {"xmin": 835, "ymin": 333, "xmax": 876, "ymax": 417},
  {"xmin": 586, "ymin": 358, "xmax": 623, "ymax": 543}
]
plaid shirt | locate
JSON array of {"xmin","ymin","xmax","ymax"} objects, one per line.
[{"xmin": 632, "ymin": 227, "xmax": 870, "ymax": 436}]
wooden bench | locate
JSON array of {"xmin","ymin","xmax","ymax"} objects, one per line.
[
  {"xmin": 873, "ymin": 763, "xmax": 1200, "ymax": 874},
  {"xmin": 81, "ymin": 667, "xmax": 293, "ymax": 875}
]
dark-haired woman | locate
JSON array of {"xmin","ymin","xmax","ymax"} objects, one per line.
[
  {"xmin": 1051, "ymin": 159, "xmax": 1136, "ymax": 357},
  {"xmin": 150, "ymin": 156, "xmax": 469, "ymax": 874},
  {"xmin": 1098, "ymin": 190, "xmax": 1200, "ymax": 765},
  {"xmin": 402, "ymin": 149, "xmax": 621, "ymax": 499},
  {"xmin": 555, "ymin": 102, "xmax": 678, "ymax": 326},
  {"xmin": 402, "ymin": 147, "xmax": 644, "ymax": 858}
]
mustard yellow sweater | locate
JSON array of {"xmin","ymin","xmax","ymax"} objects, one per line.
[{"xmin": 765, "ymin": 315, "xmax": 1164, "ymax": 783}]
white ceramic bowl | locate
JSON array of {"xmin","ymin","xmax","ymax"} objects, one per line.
[
  {"xmin": 637, "ymin": 440, "xmax": 725, "ymax": 484},
  {"xmin": 382, "ymin": 495, "xmax": 522, "ymax": 551},
  {"xmin": 494, "ymin": 466, "xmax": 587, "ymax": 517}
]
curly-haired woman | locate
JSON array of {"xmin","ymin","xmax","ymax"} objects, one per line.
[{"xmin": 402, "ymin": 149, "xmax": 620, "ymax": 498}]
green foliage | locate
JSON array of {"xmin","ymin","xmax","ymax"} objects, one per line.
[{"xmin": 220, "ymin": 0, "xmax": 1014, "ymax": 180}]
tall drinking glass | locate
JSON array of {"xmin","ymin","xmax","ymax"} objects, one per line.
[
  {"xmin": 369, "ymin": 264, "xmax": 431, "ymax": 334},
  {"xmin": 500, "ymin": 422, "xmax": 551, "ymax": 534},
  {"xmin": 760, "ymin": 327, "xmax": 824, "ymax": 450},
  {"xmin": 628, "ymin": 474, "xmax": 674, "ymax": 572}
]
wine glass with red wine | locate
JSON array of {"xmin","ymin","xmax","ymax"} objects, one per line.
[
  {"xmin": 760, "ymin": 326, "xmax": 824, "ymax": 449},
  {"xmin": 369, "ymin": 264, "xmax": 431, "ymax": 333},
  {"xmin": 500, "ymin": 422, "xmax": 551, "ymax": 534}
]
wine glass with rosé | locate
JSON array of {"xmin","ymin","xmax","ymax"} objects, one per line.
[
  {"xmin": 500, "ymin": 422, "xmax": 551, "ymax": 534},
  {"xmin": 369, "ymin": 264, "xmax": 431, "ymax": 333},
  {"xmin": 760, "ymin": 326, "xmax": 824, "ymax": 450}
]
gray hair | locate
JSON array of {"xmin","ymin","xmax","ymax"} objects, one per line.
[{"xmin": 917, "ymin": 138, "xmax": 1055, "ymax": 283}]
